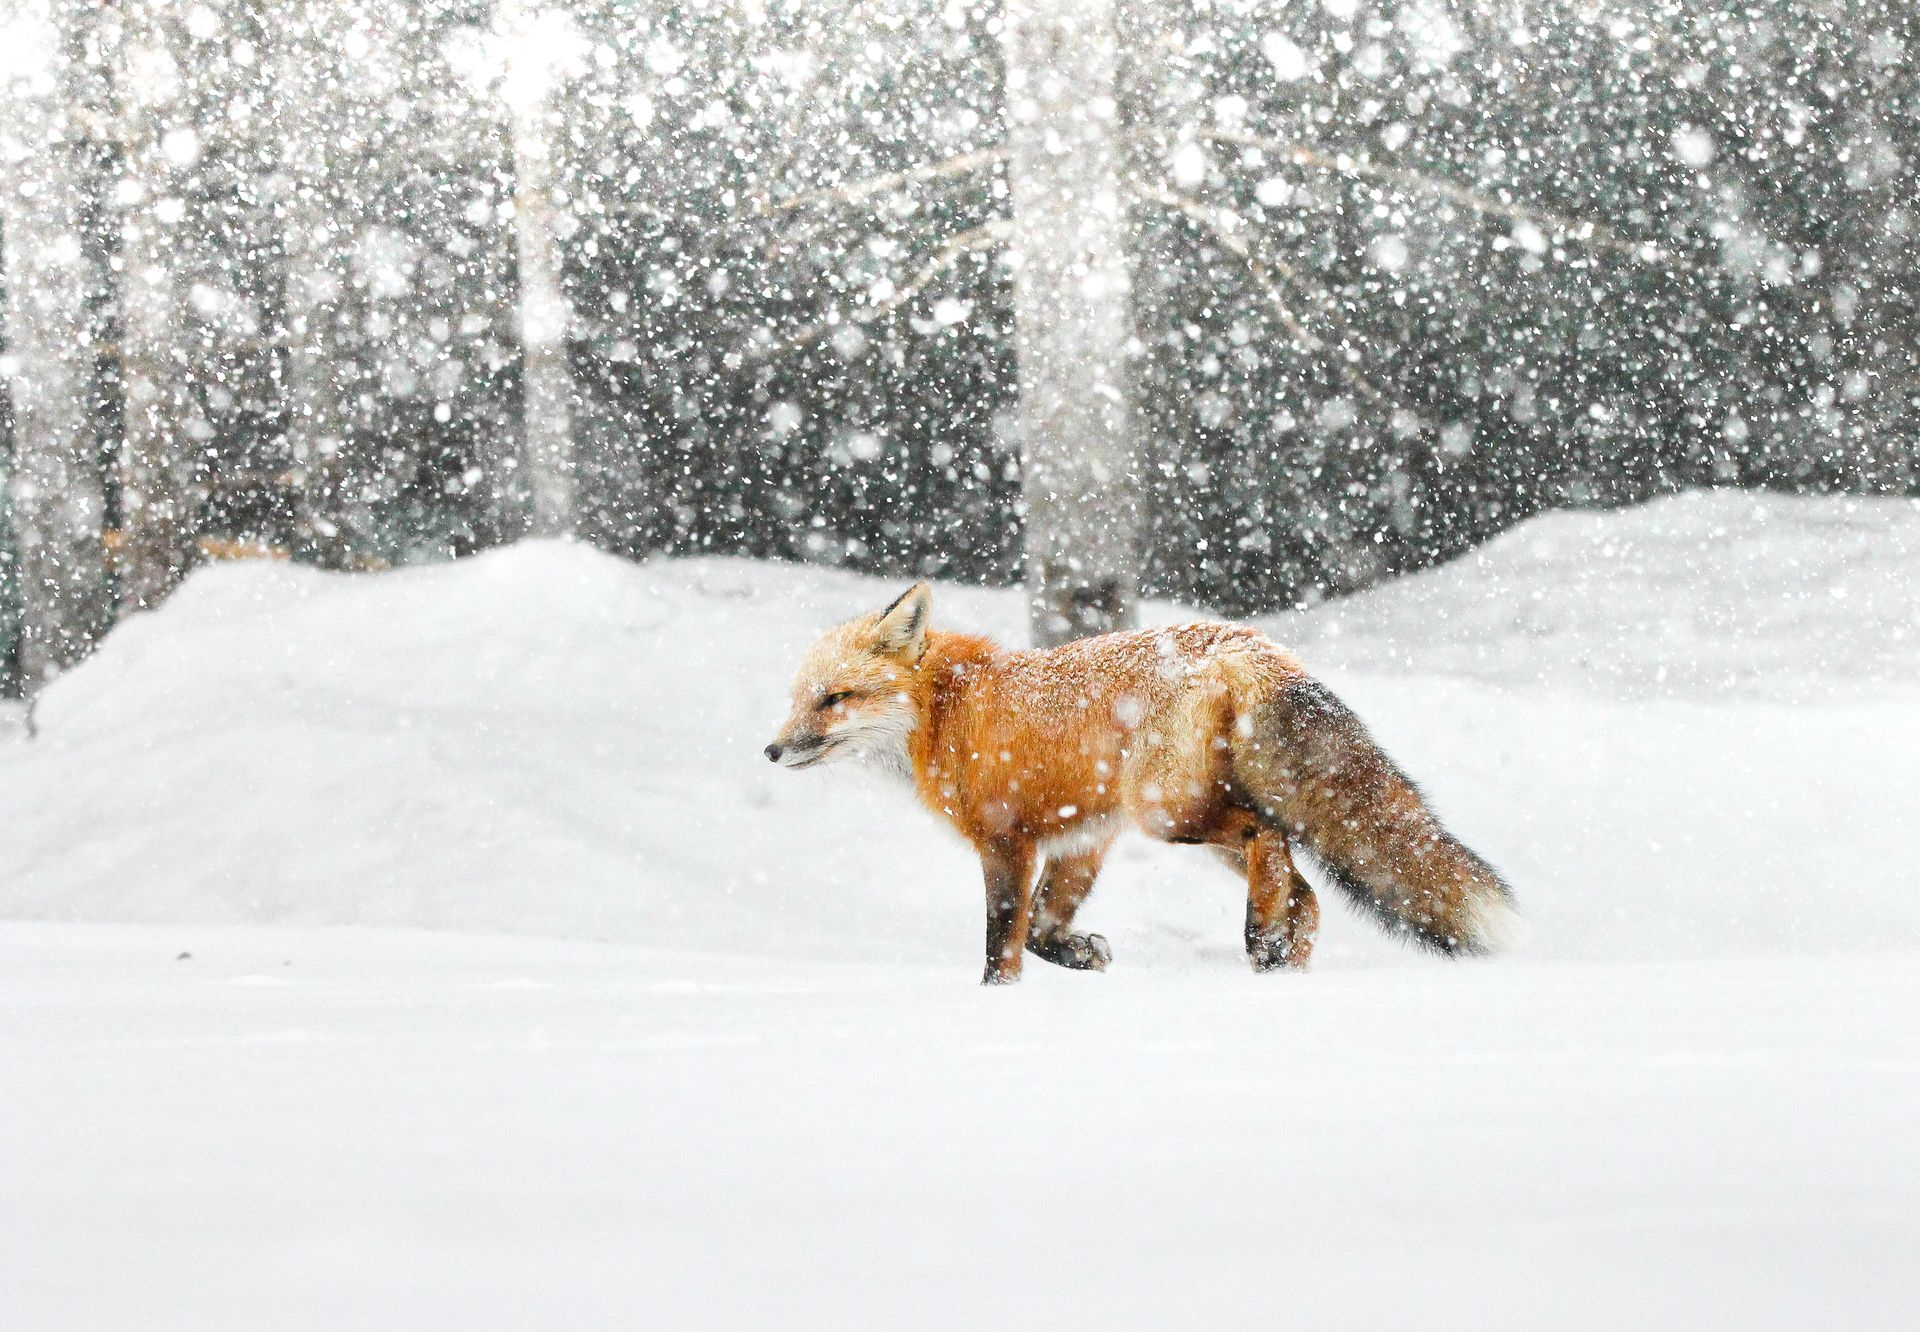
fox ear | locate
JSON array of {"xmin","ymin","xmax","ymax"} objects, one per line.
[{"xmin": 872, "ymin": 582, "xmax": 931, "ymax": 661}]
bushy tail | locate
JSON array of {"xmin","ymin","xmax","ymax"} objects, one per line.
[{"xmin": 1235, "ymin": 678, "xmax": 1523, "ymax": 955}]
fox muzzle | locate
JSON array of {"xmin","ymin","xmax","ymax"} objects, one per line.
[{"xmin": 765, "ymin": 732, "xmax": 829, "ymax": 766}]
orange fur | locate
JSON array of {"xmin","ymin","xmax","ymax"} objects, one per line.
[{"xmin": 769, "ymin": 583, "xmax": 1521, "ymax": 983}]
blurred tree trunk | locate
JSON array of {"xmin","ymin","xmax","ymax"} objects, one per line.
[
  {"xmin": 1115, "ymin": 5, "xmax": 1208, "ymax": 610},
  {"xmin": 500, "ymin": 0, "xmax": 576, "ymax": 539},
  {"xmin": 114, "ymin": 1, "xmax": 201, "ymax": 609},
  {"xmin": 1000, "ymin": 0, "xmax": 1143, "ymax": 645},
  {"xmin": 1844, "ymin": 33, "xmax": 1918, "ymax": 497},
  {"xmin": 0, "ymin": 0, "xmax": 113, "ymax": 689},
  {"xmin": 273, "ymin": 1, "xmax": 371, "ymax": 567}
]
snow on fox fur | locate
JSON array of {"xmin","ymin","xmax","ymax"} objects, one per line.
[{"xmin": 767, "ymin": 583, "xmax": 1522, "ymax": 983}]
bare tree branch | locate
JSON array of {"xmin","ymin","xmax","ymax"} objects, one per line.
[
  {"xmin": 730, "ymin": 122, "xmax": 1676, "ymax": 410},
  {"xmin": 747, "ymin": 147, "xmax": 1004, "ymax": 218},
  {"xmin": 1141, "ymin": 185, "xmax": 1387, "ymax": 406},
  {"xmin": 751, "ymin": 218, "xmax": 1010, "ymax": 358},
  {"xmin": 1201, "ymin": 126, "xmax": 1670, "ymax": 266}
]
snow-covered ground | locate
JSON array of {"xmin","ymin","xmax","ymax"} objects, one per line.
[{"xmin": 4, "ymin": 490, "xmax": 1918, "ymax": 1328}]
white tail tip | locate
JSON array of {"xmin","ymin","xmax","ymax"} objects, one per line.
[{"xmin": 1467, "ymin": 895, "xmax": 1530, "ymax": 954}]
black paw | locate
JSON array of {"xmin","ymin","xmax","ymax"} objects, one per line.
[
  {"xmin": 1029, "ymin": 931, "xmax": 1112, "ymax": 972},
  {"xmin": 1246, "ymin": 932, "xmax": 1309, "ymax": 972}
]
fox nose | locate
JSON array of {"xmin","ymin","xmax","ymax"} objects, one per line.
[{"xmin": 764, "ymin": 743, "xmax": 783, "ymax": 763}]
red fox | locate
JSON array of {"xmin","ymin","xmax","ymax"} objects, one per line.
[{"xmin": 766, "ymin": 583, "xmax": 1521, "ymax": 984}]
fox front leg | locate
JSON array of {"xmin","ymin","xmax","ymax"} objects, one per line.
[
  {"xmin": 1027, "ymin": 850, "xmax": 1113, "ymax": 972},
  {"xmin": 978, "ymin": 841, "xmax": 1038, "ymax": 985}
]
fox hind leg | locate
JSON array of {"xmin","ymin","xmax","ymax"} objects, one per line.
[
  {"xmin": 1243, "ymin": 829, "xmax": 1319, "ymax": 971},
  {"xmin": 1205, "ymin": 808, "xmax": 1318, "ymax": 970},
  {"xmin": 1027, "ymin": 849, "xmax": 1113, "ymax": 972}
]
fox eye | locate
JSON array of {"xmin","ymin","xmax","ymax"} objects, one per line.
[{"xmin": 818, "ymin": 691, "xmax": 854, "ymax": 711}]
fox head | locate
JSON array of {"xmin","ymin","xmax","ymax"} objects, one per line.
[{"xmin": 765, "ymin": 582, "xmax": 931, "ymax": 772}]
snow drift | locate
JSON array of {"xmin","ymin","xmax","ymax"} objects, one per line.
[{"xmin": 3, "ymin": 488, "xmax": 1917, "ymax": 967}]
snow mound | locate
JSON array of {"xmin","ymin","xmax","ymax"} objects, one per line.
[
  {"xmin": 3, "ymin": 491, "xmax": 1918, "ymax": 965},
  {"xmin": 1276, "ymin": 489, "xmax": 1920, "ymax": 700}
]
